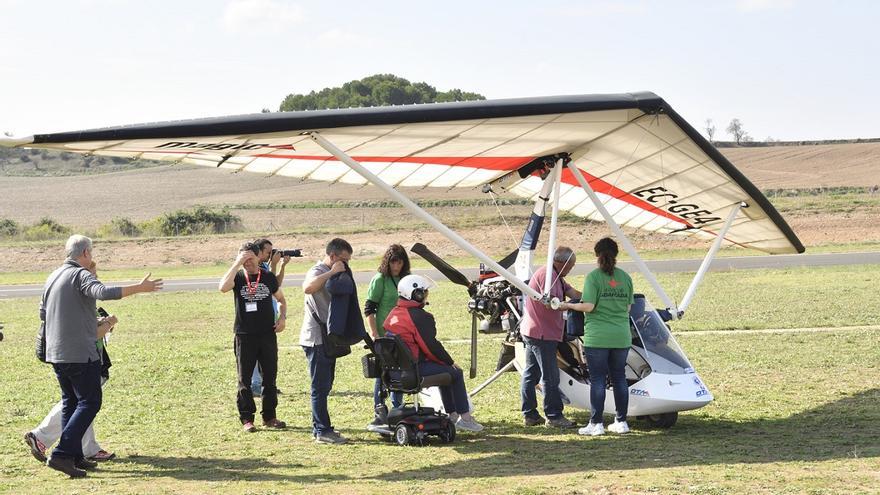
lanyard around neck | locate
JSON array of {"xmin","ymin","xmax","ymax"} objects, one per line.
[{"xmin": 243, "ymin": 269, "xmax": 261, "ymax": 295}]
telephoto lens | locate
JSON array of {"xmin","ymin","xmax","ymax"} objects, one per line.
[{"xmin": 278, "ymin": 249, "xmax": 302, "ymax": 257}]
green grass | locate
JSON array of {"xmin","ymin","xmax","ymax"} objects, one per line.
[{"xmin": 1, "ymin": 264, "xmax": 879, "ymax": 493}]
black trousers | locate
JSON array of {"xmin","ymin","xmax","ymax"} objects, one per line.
[{"xmin": 234, "ymin": 332, "xmax": 278, "ymax": 423}]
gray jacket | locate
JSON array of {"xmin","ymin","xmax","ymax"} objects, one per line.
[{"xmin": 41, "ymin": 260, "xmax": 122, "ymax": 363}]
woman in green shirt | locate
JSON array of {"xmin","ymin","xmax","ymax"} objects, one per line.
[
  {"xmin": 364, "ymin": 244, "xmax": 410, "ymax": 430},
  {"xmin": 559, "ymin": 237, "xmax": 634, "ymax": 436}
]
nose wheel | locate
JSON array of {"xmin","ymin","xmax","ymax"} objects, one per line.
[{"xmin": 643, "ymin": 411, "xmax": 678, "ymax": 428}]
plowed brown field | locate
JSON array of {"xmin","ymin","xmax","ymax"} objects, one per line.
[{"xmin": 1, "ymin": 142, "xmax": 878, "ymax": 272}]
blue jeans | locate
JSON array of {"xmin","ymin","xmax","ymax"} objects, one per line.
[
  {"xmin": 584, "ymin": 347, "xmax": 629, "ymax": 424},
  {"xmin": 51, "ymin": 360, "xmax": 103, "ymax": 459},
  {"xmin": 418, "ymin": 361, "xmax": 470, "ymax": 415},
  {"xmin": 373, "ymin": 378, "xmax": 403, "ymax": 410},
  {"xmin": 521, "ymin": 335, "xmax": 564, "ymax": 419},
  {"xmin": 303, "ymin": 345, "xmax": 336, "ymax": 436}
]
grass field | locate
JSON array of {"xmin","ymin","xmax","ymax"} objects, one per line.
[
  {"xmin": 3, "ymin": 240, "xmax": 880, "ymax": 286},
  {"xmin": 1, "ymin": 265, "xmax": 878, "ymax": 494}
]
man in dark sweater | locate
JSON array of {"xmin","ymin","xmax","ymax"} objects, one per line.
[
  {"xmin": 219, "ymin": 242, "xmax": 288, "ymax": 433},
  {"xmin": 41, "ymin": 235, "xmax": 162, "ymax": 478}
]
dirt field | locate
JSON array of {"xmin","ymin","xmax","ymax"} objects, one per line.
[
  {"xmin": 721, "ymin": 142, "xmax": 880, "ymax": 189},
  {"xmin": 3, "ymin": 142, "xmax": 879, "ymax": 228},
  {"xmin": 1, "ymin": 142, "xmax": 879, "ymax": 273}
]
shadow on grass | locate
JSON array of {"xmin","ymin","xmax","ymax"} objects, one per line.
[
  {"xmin": 366, "ymin": 388, "xmax": 880, "ymax": 482},
  {"xmin": 109, "ymin": 455, "xmax": 350, "ymax": 483}
]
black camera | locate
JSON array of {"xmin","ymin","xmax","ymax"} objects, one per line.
[{"xmin": 271, "ymin": 248, "xmax": 303, "ymax": 258}]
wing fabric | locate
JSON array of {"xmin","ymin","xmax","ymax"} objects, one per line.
[{"xmin": 1, "ymin": 93, "xmax": 803, "ymax": 254}]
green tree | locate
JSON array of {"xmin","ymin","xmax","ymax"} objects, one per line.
[{"xmin": 279, "ymin": 74, "xmax": 485, "ymax": 111}]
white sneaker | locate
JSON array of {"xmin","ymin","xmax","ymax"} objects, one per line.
[
  {"xmin": 578, "ymin": 422, "xmax": 605, "ymax": 436},
  {"xmin": 456, "ymin": 416, "xmax": 484, "ymax": 432},
  {"xmin": 607, "ymin": 420, "xmax": 630, "ymax": 434}
]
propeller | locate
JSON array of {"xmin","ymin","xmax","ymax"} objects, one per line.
[
  {"xmin": 410, "ymin": 243, "xmax": 473, "ymax": 289},
  {"xmin": 496, "ymin": 247, "xmax": 518, "ymax": 270}
]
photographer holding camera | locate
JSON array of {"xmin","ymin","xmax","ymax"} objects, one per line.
[
  {"xmin": 219, "ymin": 242, "xmax": 288, "ymax": 433},
  {"xmin": 250, "ymin": 239, "xmax": 299, "ymax": 396}
]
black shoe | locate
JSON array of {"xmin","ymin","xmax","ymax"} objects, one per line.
[
  {"xmin": 75, "ymin": 457, "xmax": 98, "ymax": 470},
  {"xmin": 47, "ymin": 456, "xmax": 87, "ymax": 478},
  {"xmin": 524, "ymin": 415, "xmax": 546, "ymax": 427},
  {"xmin": 546, "ymin": 415, "xmax": 577, "ymax": 428},
  {"xmin": 366, "ymin": 416, "xmax": 387, "ymax": 432}
]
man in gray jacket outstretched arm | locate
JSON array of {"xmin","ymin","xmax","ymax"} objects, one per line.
[{"xmin": 41, "ymin": 234, "xmax": 162, "ymax": 478}]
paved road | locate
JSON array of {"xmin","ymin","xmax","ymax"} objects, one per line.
[{"xmin": 1, "ymin": 252, "xmax": 878, "ymax": 299}]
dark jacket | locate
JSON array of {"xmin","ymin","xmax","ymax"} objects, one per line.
[
  {"xmin": 383, "ymin": 299, "xmax": 454, "ymax": 366},
  {"xmin": 324, "ymin": 266, "xmax": 367, "ymax": 344}
]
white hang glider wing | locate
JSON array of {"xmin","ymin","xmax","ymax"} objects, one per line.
[{"xmin": 0, "ymin": 92, "xmax": 803, "ymax": 255}]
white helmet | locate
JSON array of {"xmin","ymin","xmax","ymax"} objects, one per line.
[{"xmin": 397, "ymin": 274, "xmax": 436, "ymax": 303}]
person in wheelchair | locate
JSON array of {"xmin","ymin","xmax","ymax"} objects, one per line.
[{"xmin": 383, "ymin": 275, "xmax": 484, "ymax": 432}]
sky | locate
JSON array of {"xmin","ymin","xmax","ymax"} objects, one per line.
[{"xmin": 1, "ymin": 0, "xmax": 877, "ymax": 140}]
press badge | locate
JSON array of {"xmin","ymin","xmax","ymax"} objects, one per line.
[{"xmin": 245, "ymin": 302, "xmax": 258, "ymax": 312}]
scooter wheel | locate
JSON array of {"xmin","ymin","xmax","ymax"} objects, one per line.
[
  {"xmin": 644, "ymin": 411, "xmax": 678, "ymax": 428},
  {"xmin": 394, "ymin": 424, "xmax": 414, "ymax": 446},
  {"xmin": 439, "ymin": 420, "xmax": 456, "ymax": 444}
]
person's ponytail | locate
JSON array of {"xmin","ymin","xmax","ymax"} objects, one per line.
[{"xmin": 594, "ymin": 237, "xmax": 618, "ymax": 276}]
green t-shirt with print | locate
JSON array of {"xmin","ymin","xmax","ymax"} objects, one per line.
[
  {"xmin": 582, "ymin": 267, "xmax": 634, "ymax": 349},
  {"xmin": 367, "ymin": 273, "xmax": 402, "ymax": 336}
]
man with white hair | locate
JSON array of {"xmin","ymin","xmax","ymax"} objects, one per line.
[
  {"xmin": 519, "ymin": 246, "xmax": 581, "ymax": 428},
  {"xmin": 39, "ymin": 235, "xmax": 162, "ymax": 478}
]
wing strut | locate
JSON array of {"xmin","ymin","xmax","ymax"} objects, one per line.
[
  {"xmin": 308, "ymin": 132, "xmax": 544, "ymax": 302},
  {"xmin": 543, "ymin": 159, "xmax": 564, "ymax": 294},
  {"xmin": 564, "ymin": 160, "xmax": 679, "ymax": 317},
  {"xmin": 678, "ymin": 202, "xmax": 746, "ymax": 313}
]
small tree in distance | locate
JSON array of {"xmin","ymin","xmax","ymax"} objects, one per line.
[
  {"xmin": 726, "ymin": 118, "xmax": 751, "ymax": 144},
  {"xmin": 704, "ymin": 119, "xmax": 716, "ymax": 143}
]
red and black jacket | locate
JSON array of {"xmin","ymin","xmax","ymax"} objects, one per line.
[{"xmin": 382, "ymin": 299, "xmax": 454, "ymax": 366}]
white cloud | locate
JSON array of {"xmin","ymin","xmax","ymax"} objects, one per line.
[
  {"xmin": 222, "ymin": 0, "xmax": 304, "ymax": 34},
  {"xmin": 736, "ymin": 0, "xmax": 795, "ymax": 12}
]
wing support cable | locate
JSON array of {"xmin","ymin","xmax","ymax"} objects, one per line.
[
  {"xmin": 564, "ymin": 160, "xmax": 679, "ymax": 317},
  {"xmin": 678, "ymin": 202, "xmax": 746, "ymax": 314},
  {"xmin": 309, "ymin": 132, "xmax": 544, "ymax": 302}
]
